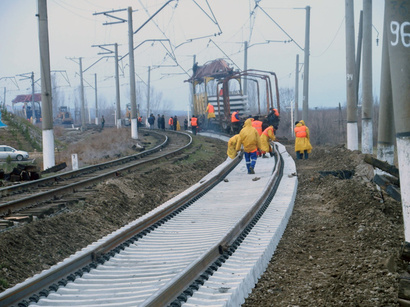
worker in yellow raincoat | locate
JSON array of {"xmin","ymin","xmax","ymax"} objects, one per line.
[
  {"xmin": 235, "ymin": 118, "xmax": 261, "ymax": 174},
  {"xmin": 294, "ymin": 120, "xmax": 312, "ymax": 159},
  {"xmin": 227, "ymin": 134, "xmax": 241, "ymax": 159},
  {"xmin": 260, "ymin": 125, "xmax": 276, "ymax": 158}
]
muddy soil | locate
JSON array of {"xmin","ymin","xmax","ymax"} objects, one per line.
[
  {"xmin": 0, "ymin": 129, "xmax": 228, "ymax": 291},
  {"xmin": 0, "ymin": 130, "xmax": 405, "ymax": 307},
  {"xmin": 243, "ymin": 144, "xmax": 404, "ymax": 306}
]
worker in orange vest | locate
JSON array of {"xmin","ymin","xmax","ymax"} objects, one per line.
[
  {"xmin": 252, "ymin": 116, "xmax": 263, "ymax": 157},
  {"xmin": 231, "ymin": 110, "xmax": 241, "ymax": 134},
  {"xmin": 206, "ymin": 103, "xmax": 215, "ymax": 129},
  {"xmin": 191, "ymin": 115, "xmax": 198, "ymax": 135},
  {"xmin": 251, "ymin": 116, "xmax": 263, "ymax": 135},
  {"xmin": 267, "ymin": 108, "xmax": 280, "ymax": 129},
  {"xmin": 168, "ymin": 117, "xmax": 174, "ymax": 130}
]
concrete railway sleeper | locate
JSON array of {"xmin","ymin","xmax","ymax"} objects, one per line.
[{"xmin": 0, "ymin": 136, "xmax": 298, "ymax": 307}]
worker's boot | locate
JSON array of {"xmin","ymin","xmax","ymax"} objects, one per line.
[
  {"xmin": 249, "ymin": 167, "xmax": 255, "ymax": 174},
  {"xmin": 262, "ymin": 154, "xmax": 268, "ymax": 158}
]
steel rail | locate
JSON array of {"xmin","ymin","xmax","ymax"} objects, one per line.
[
  {"xmin": 0, "ymin": 131, "xmax": 192, "ymax": 217},
  {"xmin": 0, "ymin": 130, "xmax": 167, "ymax": 199},
  {"xmin": 0, "ymin": 133, "xmax": 240, "ymax": 307},
  {"xmin": 143, "ymin": 143, "xmax": 283, "ymax": 307}
]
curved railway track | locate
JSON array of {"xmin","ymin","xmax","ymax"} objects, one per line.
[
  {"xmin": 0, "ymin": 130, "xmax": 191, "ymax": 222},
  {"xmin": 0, "ymin": 134, "xmax": 298, "ymax": 307}
]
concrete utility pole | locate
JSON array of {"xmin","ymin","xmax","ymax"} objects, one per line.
[
  {"xmin": 376, "ymin": 5, "xmax": 394, "ymax": 165},
  {"xmin": 355, "ymin": 11, "xmax": 363, "ymax": 107},
  {"xmin": 302, "ymin": 6, "xmax": 310, "ymax": 123},
  {"xmin": 90, "ymin": 43, "xmax": 121, "ymax": 127},
  {"xmin": 243, "ymin": 41, "xmax": 248, "ymax": 96},
  {"xmin": 385, "ymin": 1, "xmax": 410, "ymax": 246},
  {"xmin": 94, "ymin": 73, "xmax": 99, "ymax": 125},
  {"xmin": 37, "ymin": 0, "xmax": 55, "ymax": 170},
  {"xmin": 192, "ymin": 55, "xmax": 196, "ymax": 117},
  {"xmin": 30, "ymin": 72, "xmax": 35, "ymax": 123},
  {"xmin": 295, "ymin": 54, "xmax": 299, "ymax": 122},
  {"xmin": 115, "ymin": 43, "xmax": 121, "ymax": 129},
  {"xmin": 79, "ymin": 57, "xmax": 86, "ymax": 130},
  {"xmin": 345, "ymin": 0, "xmax": 358, "ymax": 150},
  {"xmin": 361, "ymin": 0, "xmax": 373, "ymax": 154},
  {"xmin": 146, "ymin": 66, "xmax": 151, "ymax": 123},
  {"xmin": 128, "ymin": 6, "xmax": 138, "ymax": 139}
]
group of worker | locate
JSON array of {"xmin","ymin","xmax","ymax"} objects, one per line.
[
  {"xmin": 227, "ymin": 114, "xmax": 277, "ymax": 175},
  {"xmin": 228, "ymin": 108, "xmax": 312, "ymax": 175},
  {"xmin": 168, "ymin": 115, "xmax": 182, "ymax": 131}
]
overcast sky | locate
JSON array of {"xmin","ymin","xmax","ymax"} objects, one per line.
[{"xmin": 0, "ymin": 0, "xmax": 384, "ymax": 113}]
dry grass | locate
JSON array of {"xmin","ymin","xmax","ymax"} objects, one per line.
[{"xmin": 56, "ymin": 127, "xmax": 149, "ymax": 169}]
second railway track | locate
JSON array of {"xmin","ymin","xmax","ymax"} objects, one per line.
[
  {"xmin": 0, "ymin": 130, "xmax": 192, "ymax": 220},
  {"xmin": 0, "ymin": 133, "xmax": 297, "ymax": 307}
]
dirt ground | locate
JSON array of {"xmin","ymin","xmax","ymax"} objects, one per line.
[
  {"xmin": 0, "ymin": 128, "xmax": 405, "ymax": 306},
  {"xmin": 243, "ymin": 144, "xmax": 404, "ymax": 306}
]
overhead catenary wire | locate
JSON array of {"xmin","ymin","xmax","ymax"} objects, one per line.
[
  {"xmin": 255, "ymin": 4, "xmax": 304, "ymax": 51},
  {"xmin": 311, "ymin": 17, "xmax": 345, "ymax": 57}
]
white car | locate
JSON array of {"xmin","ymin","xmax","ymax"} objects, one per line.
[{"xmin": 0, "ymin": 145, "xmax": 30, "ymax": 161}]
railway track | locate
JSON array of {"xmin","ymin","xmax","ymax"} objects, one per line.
[
  {"xmin": 0, "ymin": 133, "xmax": 298, "ymax": 307},
  {"xmin": 0, "ymin": 130, "xmax": 191, "ymax": 226}
]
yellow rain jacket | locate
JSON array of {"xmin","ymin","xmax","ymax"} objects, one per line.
[
  {"xmin": 227, "ymin": 134, "xmax": 241, "ymax": 159},
  {"xmin": 236, "ymin": 118, "xmax": 261, "ymax": 153},
  {"xmin": 206, "ymin": 103, "xmax": 216, "ymax": 119},
  {"xmin": 295, "ymin": 120, "xmax": 312, "ymax": 153},
  {"xmin": 260, "ymin": 126, "xmax": 276, "ymax": 152}
]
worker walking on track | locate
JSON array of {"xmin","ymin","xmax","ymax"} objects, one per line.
[
  {"xmin": 252, "ymin": 115, "xmax": 263, "ymax": 157},
  {"xmin": 206, "ymin": 102, "xmax": 215, "ymax": 129},
  {"xmin": 267, "ymin": 108, "xmax": 280, "ymax": 130},
  {"xmin": 294, "ymin": 120, "xmax": 312, "ymax": 159},
  {"xmin": 231, "ymin": 110, "xmax": 241, "ymax": 134},
  {"xmin": 236, "ymin": 118, "xmax": 261, "ymax": 174},
  {"xmin": 227, "ymin": 134, "xmax": 241, "ymax": 159},
  {"xmin": 260, "ymin": 125, "xmax": 276, "ymax": 158},
  {"xmin": 191, "ymin": 115, "xmax": 198, "ymax": 135}
]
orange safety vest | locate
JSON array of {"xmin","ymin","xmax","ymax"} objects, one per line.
[
  {"xmin": 191, "ymin": 117, "xmax": 198, "ymax": 126},
  {"xmin": 207, "ymin": 104, "xmax": 215, "ymax": 113},
  {"xmin": 169, "ymin": 117, "xmax": 173, "ymax": 125},
  {"xmin": 252, "ymin": 120, "xmax": 263, "ymax": 135},
  {"xmin": 262, "ymin": 126, "xmax": 274, "ymax": 136},
  {"xmin": 231, "ymin": 111, "xmax": 239, "ymax": 123},
  {"xmin": 295, "ymin": 125, "xmax": 307, "ymax": 138}
]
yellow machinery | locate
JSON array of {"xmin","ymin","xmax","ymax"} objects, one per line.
[{"xmin": 55, "ymin": 106, "xmax": 73, "ymax": 125}]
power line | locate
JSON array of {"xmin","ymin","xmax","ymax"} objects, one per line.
[
  {"xmin": 255, "ymin": 4, "xmax": 304, "ymax": 51},
  {"xmin": 311, "ymin": 17, "xmax": 345, "ymax": 57}
]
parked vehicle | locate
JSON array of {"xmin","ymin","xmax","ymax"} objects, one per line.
[{"xmin": 0, "ymin": 145, "xmax": 29, "ymax": 161}]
